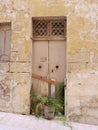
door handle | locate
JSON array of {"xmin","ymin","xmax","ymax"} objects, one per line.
[
  {"xmin": 55, "ymin": 65, "xmax": 59, "ymax": 69},
  {"xmin": 38, "ymin": 65, "xmax": 42, "ymax": 69}
]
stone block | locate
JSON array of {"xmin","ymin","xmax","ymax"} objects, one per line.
[
  {"xmin": 68, "ymin": 95, "xmax": 80, "ymax": 104},
  {"xmin": 68, "ymin": 62, "xmax": 86, "ymax": 72},
  {"xmin": 11, "ymin": 51, "xmax": 30, "ymax": 62},
  {"xmin": 12, "ymin": 84, "xmax": 30, "ymax": 114},
  {"xmin": 10, "ymin": 73, "xmax": 31, "ymax": 114},
  {"xmin": 0, "ymin": 63, "xmax": 10, "ymax": 73},
  {"xmin": 10, "ymin": 63, "xmax": 30, "ymax": 73},
  {"xmin": 68, "ymin": 51, "xmax": 89, "ymax": 63},
  {"xmin": 93, "ymin": 54, "xmax": 98, "ymax": 63}
]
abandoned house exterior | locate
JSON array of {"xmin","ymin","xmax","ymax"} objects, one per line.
[{"xmin": 0, "ymin": 0, "xmax": 98, "ymax": 125}]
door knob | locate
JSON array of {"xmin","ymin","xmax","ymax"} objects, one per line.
[
  {"xmin": 55, "ymin": 65, "xmax": 59, "ymax": 69},
  {"xmin": 38, "ymin": 65, "xmax": 42, "ymax": 69}
]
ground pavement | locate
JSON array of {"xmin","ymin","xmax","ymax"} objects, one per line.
[{"xmin": 0, "ymin": 112, "xmax": 98, "ymax": 130}]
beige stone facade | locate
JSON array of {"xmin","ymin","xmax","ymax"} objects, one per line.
[{"xmin": 0, "ymin": 0, "xmax": 98, "ymax": 125}]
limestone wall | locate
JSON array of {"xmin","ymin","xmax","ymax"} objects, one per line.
[
  {"xmin": 0, "ymin": 0, "xmax": 31, "ymax": 114},
  {"xmin": 0, "ymin": 0, "xmax": 98, "ymax": 125}
]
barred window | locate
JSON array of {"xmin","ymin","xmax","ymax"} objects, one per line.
[
  {"xmin": 0, "ymin": 23, "xmax": 11, "ymax": 61},
  {"xmin": 33, "ymin": 20, "xmax": 48, "ymax": 37},
  {"xmin": 32, "ymin": 17, "xmax": 66, "ymax": 40},
  {"xmin": 51, "ymin": 20, "xmax": 65, "ymax": 36}
]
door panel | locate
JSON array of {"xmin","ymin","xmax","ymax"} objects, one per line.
[
  {"xmin": 49, "ymin": 41, "xmax": 66, "ymax": 82},
  {"xmin": 32, "ymin": 41, "xmax": 49, "ymax": 96},
  {"xmin": 32, "ymin": 40, "xmax": 66, "ymax": 96}
]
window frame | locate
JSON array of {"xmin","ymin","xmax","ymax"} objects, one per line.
[
  {"xmin": 0, "ymin": 22, "xmax": 11, "ymax": 62},
  {"xmin": 32, "ymin": 17, "xmax": 66, "ymax": 41}
]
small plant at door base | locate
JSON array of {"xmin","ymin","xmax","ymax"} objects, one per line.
[
  {"xmin": 56, "ymin": 82, "xmax": 65, "ymax": 114},
  {"xmin": 34, "ymin": 96, "xmax": 63, "ymax": 119},
  {"xmin": 30, "ymin": 84, "xmax": 63, "ymax": 117},
  {"xmin": 59, "ymin": 114, "xmax": 73, "ymax": 130},
  {"xmin": 30, "ymin": 83, "xmax": 73, "ymax": 129}
]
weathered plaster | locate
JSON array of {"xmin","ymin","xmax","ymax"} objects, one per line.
[{"xmin": 0, "ymin": 0, "xmax": 98, "ymax": 125}]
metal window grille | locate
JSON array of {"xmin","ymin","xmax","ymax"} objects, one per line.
[
  {"xmin": 51, "ymin": 20, "xmax": 65, "ymax": 36},
  {"xmin": 33, "ymin": 20, "xmax": 48, "ymax": 37},
  {"xmin": 0, "ymin": 23, "xmax": 11, "ymax": 61},
  {"xmin": 32, "ymin": 17, "xmax": 66, "ymax": 40}
]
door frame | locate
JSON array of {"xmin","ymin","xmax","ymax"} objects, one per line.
[{"xmin": 31, "ymin": 16, "xmax": 67, "ymax": 115}]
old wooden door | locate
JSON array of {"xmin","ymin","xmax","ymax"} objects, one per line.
[
  {"xmin": 32, "ymin": 41, "xmax": 49, "ymax": 96},
  {"xmin": 32, "ymin": 17, "xmax": 66, "ymax": 96}
]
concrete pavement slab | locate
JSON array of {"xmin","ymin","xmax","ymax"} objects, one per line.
[{"xmin": 0, "ymin": 112, "xmax": 98, "ymax": 130}]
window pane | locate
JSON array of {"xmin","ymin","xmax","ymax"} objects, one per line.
[
  {"xmin": 0, "ymin": 22, "xmax": 11, "ymax": 62},
  {"xmin": 0, "ymin": 30, "xmax": 4, "ymax": 60},
  {"xmin": 5, "ymin": 30, "xmax": 11, "ymax": 60}
]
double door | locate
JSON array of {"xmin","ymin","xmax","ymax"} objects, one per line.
[{"xmin": 32, "ymin": 40, "xmax": 66, "ymax": 96}]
